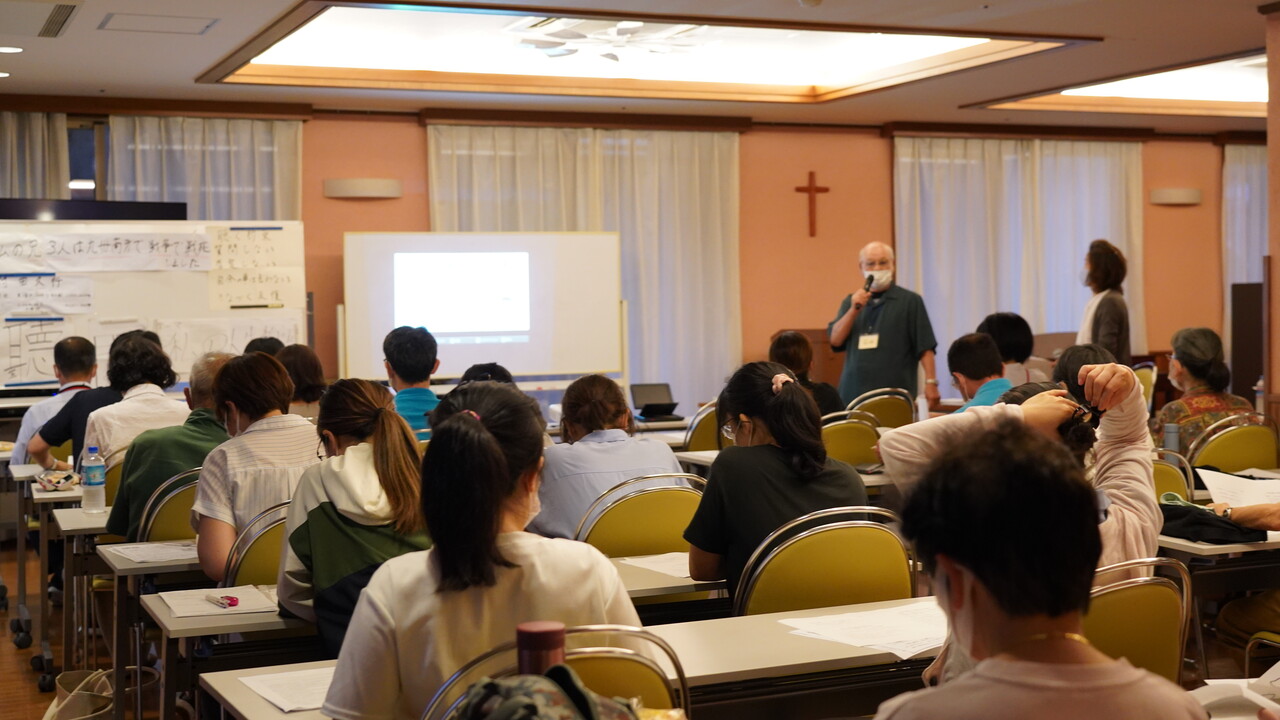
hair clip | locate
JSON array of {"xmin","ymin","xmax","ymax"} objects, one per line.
[
  {"xmin": 771, "ymin": 373, "xmax": 795, "ymax": 394},
  {"xmin": 462, "ymin": 409, "xmax": 482, "ymax": 421}
]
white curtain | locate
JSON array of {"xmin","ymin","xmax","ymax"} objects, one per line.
[
  {"xmin": 107, "ymin": 116, "xmax": 301, "ymax": 220},
  {"xmin": 895, "ymin": 137, "xmax": 1145, "ymax": 395},
  {"xmin": 0, "ymin": 112, "xmax": 70, "ymax": 199},
  {"xmin": 1221, "ymin": 144, "xmax": 1268, "ymax": 359},
  {"xmin": 428, "ymin": 125, "xmax": 741, "ymax": 408}
]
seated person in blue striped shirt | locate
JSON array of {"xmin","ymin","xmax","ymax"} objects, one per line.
[{"xmin": 528, "ymin": 374, "xmax": 682, "ymax": 539}]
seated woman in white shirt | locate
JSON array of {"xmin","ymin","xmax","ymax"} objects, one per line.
[
  {"xmin": 323, "ymin": 381, "xmax": 641, "ymax": 720},
  {"xmin": 82, "ymin": 335, "xmax": 189, "ymax": 469},
  {"xmin": 528, "ymin": 374, "xmax": 682, "ymax": 539},
  {"xmin": 873, "ymin": 421, "xmax": 1203, "ymax": 720},
  {"xmin": 192, "ymin": 352, "xmax": 321, "ymax": 581}
]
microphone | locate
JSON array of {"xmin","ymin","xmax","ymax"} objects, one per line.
[{"xmin": 855, "ymin": 274, "xmax": 873, "ymax": 310}]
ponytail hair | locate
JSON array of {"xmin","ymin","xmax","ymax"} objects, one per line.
[
  {"xmin": 317, "ymin": 379, "xmax": 422, "ymax": 534},
  {"xmin": 999, "ymin": 382, "xmax": 1097, "ymax": 464},
  {"xmin": 717, "ymin": 361, "xmax": 826, "ymax": 479},
  {"xmin": 423, "ymin": 381, "xmax": 546, "ymax": 592}
]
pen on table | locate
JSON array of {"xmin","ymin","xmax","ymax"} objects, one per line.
[{"xmin": 206, "ymin": 594, "xmax": 238, "ymax": 608}]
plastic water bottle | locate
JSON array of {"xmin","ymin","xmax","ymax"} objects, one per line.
[{"xmin": 82, "ymin": 446, "xmax": 106, "ymax": 514}]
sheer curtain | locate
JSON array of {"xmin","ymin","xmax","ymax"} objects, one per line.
[
  {"xmin": 108, "ymin": 116, "xmax": 302, "ymax": 220},
  {"xmin": 429, "ymin": 125, "xmax": 741, "ymax": 408},
  {"xmin": 895, "ymin": 137, "xmax": 1144, "ymax": 394},
  {"xmin": 1221, "ymin": 144, "xmax": 1268, "ymax": 358},
  {"xmin": 0, "ymin": 111, "xmax": 70, "ymax": 199}
]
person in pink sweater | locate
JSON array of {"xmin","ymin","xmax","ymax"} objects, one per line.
[
  {"xmin": 879, "ymin": 362, "xmax": 1161, "ymax": 685},
  {"xmin": 873, "ymin": 419, "xmax": 1201, "ymax": 719}
]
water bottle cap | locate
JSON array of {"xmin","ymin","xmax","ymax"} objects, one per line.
[{"xmin": 88, "ymin": 446, "xmax": 98, "ymax": 454}]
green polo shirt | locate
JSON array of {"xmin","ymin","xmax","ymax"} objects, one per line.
[
  {"xmin": 828, "ymin": 284, "xmax": 937, "ymax": 405},
  {"xmin": 106, "ymin": 407, "xmax": 230, "ymax": 541}
]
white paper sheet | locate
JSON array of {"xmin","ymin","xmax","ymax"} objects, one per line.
[
  {"xmin": 780, "ymin": 602, "xmax": 948, "ymax": 660},
  {"xmin": 0, "ymin": 275, "xmax": 93, "ymax": 315},
  {"xmin": 40, "ymin": 232, "xmax": 212, "ymax": 272},
  {"xmin": 619, "ymin": 552, "xmax": 691, "ymax": 578},
  {"xmin": 239, "ymin": 666, "xmax": 335, "ymax": 713},
  {"xmin": 209, "ymin": 267, "xmax": 306, "ymax": 310},
  {"xmin": 1199, "ymin": 469, "xmax": 1280, "ymax": 506},
  {"xmin": 1240, "ymin": 468, "xmax": 1280, "ymax": 479},
  {"xmin": 160, "ymin": 584, "xmax": 276, "ymax": 617},
  {"xmin": 108, "ymin": 540, "xmax": 198, "ymax": 564},
  {"xmin": 211, "ymin": 226, "xmax": 306, "ymax": 271},
  {"xmin": 0, "ymin": 319, "xmax": 64, "ymax": 385}
]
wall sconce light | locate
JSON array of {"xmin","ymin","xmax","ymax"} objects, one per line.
[
  {"xmin": 1149, "ymin": 188, "xmax": 1202, "ymax": 206},
  {"xmin": 323, "ymin": 178, "xmax": 403, "ymax": 199}
]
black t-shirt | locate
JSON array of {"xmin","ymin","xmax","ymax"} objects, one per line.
[
  {"xmin": 37, "ymin": 387, "xmax": 123, "ymax": 461},
  {"xmin": 806, "ymin": 380, "xmax": 846, "ymax": 416},
  {"xmin": 683, "ymin": 444, "xmax": 867, "ymax": 597}
]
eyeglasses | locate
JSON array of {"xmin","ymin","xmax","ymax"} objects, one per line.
[
  {"xmin": 720, "ymin": 421, "xmax": 735, "ymax": 441},
  {"xmin": 316, "ymin": 437, "xmax": 326, "ymax": 461}
]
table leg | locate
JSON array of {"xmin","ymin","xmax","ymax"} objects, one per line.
[
  {"xmin": 61, "ymin": 532, "xmax": 75, "ymax": 671},
  {"xmin": 11, "ymin": 484, "xmax": 31, "ymax": 648},
  {"xmin": 111, "ymin": 572, "xmax": 133, "ymax": 720},
  {"xmin": 158, "ymin": 633, "xmax": 178, "ymax": 720}
]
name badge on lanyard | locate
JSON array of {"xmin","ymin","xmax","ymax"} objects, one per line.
[{"xmin": 858, "ymin": 334, "xmax": 880, "ymax": 350}]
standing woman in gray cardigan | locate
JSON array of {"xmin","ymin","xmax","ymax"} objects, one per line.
[{"xmin": 1077, "ymin": 239, "xmax": 1132, "ymax": 366}]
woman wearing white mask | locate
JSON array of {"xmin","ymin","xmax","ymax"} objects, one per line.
[
  {"xmin": 323, "ymin": 381, "xmax": 640, "ymax": 720},
  {"xmin": 1150, "ymin": 327, "xmax": 1252, "ymax": 455},
  {"xmin": 192, "ymin": 352, "xmax": 321, "ymax": 581}
]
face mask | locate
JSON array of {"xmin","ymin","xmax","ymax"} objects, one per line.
[
  {"xmin": 868, "ymin": 269, "xmax": 893, "ymax": 291},
  {"xmin": 939, "ymin": 569, "xmax": 978, "ymax": 662}
]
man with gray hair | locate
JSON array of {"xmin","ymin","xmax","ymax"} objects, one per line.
[
  {"xmin": 106, "ymin": 352, "xmax": 234, "ymax": 541},
  {"xmin": 828, "ymin": 241, "xmax": 940, "ymax": 408}
]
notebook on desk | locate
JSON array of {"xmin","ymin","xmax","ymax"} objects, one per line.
[{"xmin": 631, "ymin": 383, "xmax": 683, "ymax": 422}]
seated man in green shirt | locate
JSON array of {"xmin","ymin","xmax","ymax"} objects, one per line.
[{"xmin": 106, "ymin": 351, "xmax": 234, "ymax": 541}]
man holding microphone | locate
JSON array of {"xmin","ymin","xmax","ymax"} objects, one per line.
[{"xmin": 828, "ymin": 241, "xmax": 941, "ymax": 410}]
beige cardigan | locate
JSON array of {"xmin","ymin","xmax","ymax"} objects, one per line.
[{"xmin": 879, "ymin": 375, "xmax": 1160, "ymax": 575}]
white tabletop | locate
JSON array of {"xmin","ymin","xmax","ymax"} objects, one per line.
[
  {"xmin": 1158, "ymin": 531, "xmax": 1280, "ymax": 556},
  {"xmin": 53, "ymin": 506, "xmax": 109, "ymax": 535},
  {"xmin": 649, "ymin": 596, "xmax": 935, "ymax": 686},
  {"xmin": 142, "ymin": 592, "xmax": 313, "ymax": 639},
  {"xmin": 10, "ymin": 463, "xmax": 42, "ymax": 480},
  {"xmin": 99, "ymin": 540, "xmax": 203, "ymax": 576},
  {"xmin": 198, "ymin": 596, "xmax": 937, "ymax": 720},
  {"xmin": 201, "ymin": 661, "xmax": 333, "ymax": 720},
  {"xmin": 673, "ymin": 450, "xmax": 895, "ymax": 487},
  {"xmin": 612, "ymin": 556, "xmax": 726, "ymax": 599},
  {"xmin": 32, "ymin": 484, "xmax": 83, "ymax": 504}
]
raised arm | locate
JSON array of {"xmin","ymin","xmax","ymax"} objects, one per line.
[{"xmin": 879, "ymin": 403, "xmax": 1024, "ymax": 497}]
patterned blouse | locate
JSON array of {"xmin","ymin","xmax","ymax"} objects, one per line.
[{"xmin": 1150, "ymin": 386, "xmax": 1254, "ymax": 456}]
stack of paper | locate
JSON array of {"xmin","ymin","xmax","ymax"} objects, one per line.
[
  {"xmin": 780, "ymin": 602, "xmax": 948, "ymax": 660},
  {"xmin": 1199, "ymin": 469, "xmax": 1280, "ymax": 506},
  {"xmin": 109, "ymin": 540, "xmax": 198, "ymax": 563},
  {"xmin": 240, "ymin": 666, "xmax": 335, "ymax": 713},
  {"xmin": 159, "ymin": 585, "xmax": 276, "ymax": 617},
  {"xmin": 1191, "ymin": 660, "xmax": 1280, "ymax": 716},
  {"xmin": 619, "ymin": 552, "xmax": 691, "ymax": 578}
]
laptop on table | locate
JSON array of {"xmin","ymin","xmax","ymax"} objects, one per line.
[{"xmin": 630, "ymin": 383, "xmax": 683, "ymax": 422}]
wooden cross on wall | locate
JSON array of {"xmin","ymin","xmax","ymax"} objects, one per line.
[{"xmin": 794, "ymin": 171, "xmax": 829, "ymax": 238}]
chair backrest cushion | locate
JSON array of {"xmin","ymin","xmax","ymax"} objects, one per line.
[
  {"xmin": 1194, "ymin": 425, "xmax": 1277, "ymax": 472},
  {"xmin": 1151, "ymin": 462, "xmax": 1188, "ymax": 502},
  {"xmin": 1083, "ymin": 578, "xmax": 1183, "ymax": 682},
  {"xmin": 741, "ymin": 524, "xmax": 911, "ymax": 615},
  {"xmin": 854, "ymin": 395, "xmax": 913, "ymax": 428},
  {"xmin": 821, "ymin": 422, "xmax": 879, "ymax": 466},
  {"xmin": 141, "ymin": 483, "xmax": 199, "ymax": 542},
  {"xmin": 582, "ymin": 488, "xmax": 702, "ymax": 557},
  {"xmin": 227, "ymin": 520, "xmax": 287, "ymax": 586},
  {"xmin": 565, "ymin": 654, "xmax": 673, "ymax": 710},
  {"xmin": 684, "ymin": 406, "xmax": 722, "ymax": 452}
]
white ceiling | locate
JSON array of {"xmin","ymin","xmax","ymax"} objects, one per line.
[{"xmin": 0, "ymin": 0, "xmax": 1269, "ymax": 133}]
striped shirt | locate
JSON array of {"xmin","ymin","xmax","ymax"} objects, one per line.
[{"xmin": 191, "ymin": 413, "xmax": 321, "ymax": 532}]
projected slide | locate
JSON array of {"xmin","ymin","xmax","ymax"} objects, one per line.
[{"xmin": 393, "ymin": 252, "xmax": 531, "ymax": 341}]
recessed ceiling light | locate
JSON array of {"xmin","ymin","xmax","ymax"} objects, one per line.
[
  {"xmin": 68, "ymin": 180, "xmax": 96, "ymax": 190},
  {"xmin": 0, "ymin": 72, "xmax": 10, "ymax": 78},
  {"xmin": 0, "ymin": 47, "xmax": 23, "ymax": 54}
]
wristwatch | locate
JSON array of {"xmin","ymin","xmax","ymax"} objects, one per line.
[
  {"xmin": 1224, "ymin": 507, "xmax": 1233, "ymax": 521},
  {"xmin": 924, "ymin": 379, "xmax": 939, "ymax": 386}
]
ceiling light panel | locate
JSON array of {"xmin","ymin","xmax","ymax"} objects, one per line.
[{"xmin": 217, "ymin": 4, "xmax": 1073, "ymax": 103}]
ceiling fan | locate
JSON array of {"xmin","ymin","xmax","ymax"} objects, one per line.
[{"xmin": 511, "ymin": 18, "xmax": 704, "ymax": 62}]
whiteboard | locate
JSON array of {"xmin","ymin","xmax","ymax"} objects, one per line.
[
  {"xmin": 0, "ymin": 221, "xmax": 307, "ymax": 387},
  {"xmin": 343, "ymin": 232, "xmax": 622, "ymax": 380}
]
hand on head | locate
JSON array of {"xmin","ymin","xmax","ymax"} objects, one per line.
[
  {"xmin": 1075, "ymin": 363, "xmax": 1134, "ymax": 412},
  {"xmin": 1019, "ymin": 388, "xmax": 1077, "ymax": 439}
]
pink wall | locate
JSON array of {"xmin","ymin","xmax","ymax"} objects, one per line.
[
  {"xmin": 1142, "ymin": 140, "xmax": 1224, "ymax": 352},
  {"xmin": 294, "ymin": 117, "xmax": 1229, "ymax": 374},
  {"xmin": 301, "ymin": 115, "xmax": 430, "ymax": 375},
  {"xmin": 738, "ymin": 128, "xmax": 895, "ymax": 362}
]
